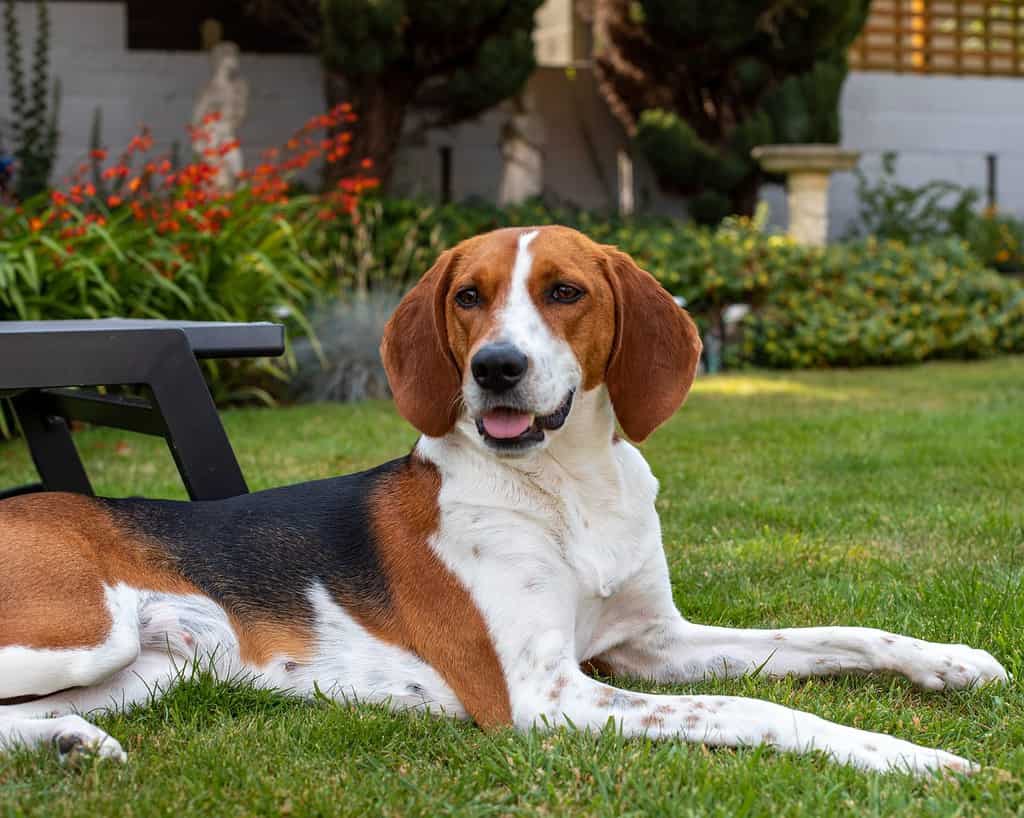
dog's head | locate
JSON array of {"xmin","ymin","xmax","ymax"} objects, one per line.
[{"xmin": 381, "ymin": 226, "xmax": 701, "ymax": 455}]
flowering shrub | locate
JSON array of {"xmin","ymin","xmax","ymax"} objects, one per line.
[{"xmin": 0, "ymin": 105, "xmax": 378, "ymax": 401}]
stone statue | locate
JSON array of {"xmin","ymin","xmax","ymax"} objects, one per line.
[
  {"xmin": 499, "ymin": 92, "xmax": 545, "ymax": 205},
  {"xmin": 192, "ymin": 41, "xmax": 248, "ymax": 192}
]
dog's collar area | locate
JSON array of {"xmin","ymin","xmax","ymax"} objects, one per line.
[{"xmin": 475, "ymin": 390, "xmax": 575, "ymax": 450}]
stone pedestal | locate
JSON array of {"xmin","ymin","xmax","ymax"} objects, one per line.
[{"xmin": 751, "ymin": 144, "xmax": 860, "ymax": 246}]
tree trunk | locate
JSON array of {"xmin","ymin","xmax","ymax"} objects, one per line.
[
  {"xmin": 323, "ymin": 70, "xmax": 413, "ymax": 192},
  {"xmin": 731, "ymin": 172, "xmax": 762, "ymax": 219}
]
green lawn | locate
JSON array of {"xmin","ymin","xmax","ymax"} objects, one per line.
[{"xmin": 2, "ymin": 358, "xmax": 1023, "ymax": 817}]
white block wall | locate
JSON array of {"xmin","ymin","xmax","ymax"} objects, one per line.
[
  {"xmin": 829, "ymin": 72, "xmax": 1024, "ymax": 237},
  {"xmin": 0, "ymin": 3, "xmax": 323, "ymax": 184}
]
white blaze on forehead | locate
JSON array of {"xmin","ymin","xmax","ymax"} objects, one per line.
[
  {"xmin": 491, "ymin": 228, "xmax": 582, "ymax": 414},
  {"xmin": 500, "ymin": 230, "xmax": 543, "ymax": 344}
]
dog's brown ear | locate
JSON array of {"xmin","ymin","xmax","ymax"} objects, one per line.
[
  {"xmin": 381, "ymin": 250, "xmax": 462, "ymax": 437},
  {"xmin": 603, "ymin": 247, "xmax": 702, "ymax": 442}
]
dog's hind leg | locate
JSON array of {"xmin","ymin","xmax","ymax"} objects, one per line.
[
  {"xmin": 0, "ymin": 584, "xmax": 142, "ymax": 699},
  {"xmin": 0, "ymin": 713, "xmax": 127, "ymax": 763},
  {"xmin": 0, "ymin": 582, "xmax": 145, "ymax": 762}
]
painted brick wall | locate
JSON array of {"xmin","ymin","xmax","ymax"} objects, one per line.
[{"xmin": 0, "ymin": 2, "xmax": 323, "ymax": 183}]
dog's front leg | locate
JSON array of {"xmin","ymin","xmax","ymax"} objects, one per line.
[
  {"xmin": 513, "ymin": 633, "xmax": 974, "ymax": 776},
  {"xmin": 592, "ymin": 554, "xmax": 1008, "ymax": 690}
]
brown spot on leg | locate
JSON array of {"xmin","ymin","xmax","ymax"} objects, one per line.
[
  {"xmin": 230, "ymin": 617, "xmax": 314, "ymax": 666},
  {"xmin": 595, "ymin": 688, "xmax": 615, "ymax": 708},
  {"xmin": 547, "ymin": 674, "xmax": 570, "ymax": 702},
  {"xmin": 0, "ymin": 492, "xmax": 316, "ymax": 668},
  {"xmin": 640, "ymin": 713, "xmax": 665, "ymax": 730}
]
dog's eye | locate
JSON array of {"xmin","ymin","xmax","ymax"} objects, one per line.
[
  {"xmin": 550, "ymin": 284, "xmax": 584, "ymax": 304},
  {"xmin": 455, "ymin": 287, "xmax": 480, "ymax": 308}
]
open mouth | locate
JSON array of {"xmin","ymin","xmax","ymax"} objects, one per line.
[{"xmin": 475, "ymin": 390, "xmax": 575, "ymax": 450}]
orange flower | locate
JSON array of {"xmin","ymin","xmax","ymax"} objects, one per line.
[
  {"xmin": 29, "ymin": 217, "xmax": 43, "ymax": 232},
  {"xmin": 360, "ymin": 158, "xmax": 374, "ymax": 169},
  {"xmin": 90, "ymin": 149, "xmax": 108, "ymax": 161},
  {"xmin": 107, "ymin": 195, "xmax": 122, "ymax": 208}
]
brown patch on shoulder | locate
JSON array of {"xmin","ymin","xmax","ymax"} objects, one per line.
[{"xmin": 361, "ymin": 456, "xmax": 512, "ymax": 728}]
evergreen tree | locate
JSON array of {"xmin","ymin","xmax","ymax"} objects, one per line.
[
  {"xmin": 590, "ymin": 0, "xmax": 870, "ymax": 223},
  {"xmin": 248, "ymin": 0, "xmax": 543, "ymax": 188}
]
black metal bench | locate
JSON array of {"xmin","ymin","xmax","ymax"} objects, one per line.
[{"xmin": 0, "ymin": 319, "xmax": 284, "ymax": 501}]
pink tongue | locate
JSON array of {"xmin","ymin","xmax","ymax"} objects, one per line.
[{"xmin": 482, "ymin": 410, "xmax": 532, "ymax": 439}]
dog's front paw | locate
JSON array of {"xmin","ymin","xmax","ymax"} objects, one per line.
[
  {"xmin": 901, "ymin": 641, "xmax": 1009, "ymax": 691},
  {"xmin": 838, "ymin": 733, "xmax": 977, "ymax": 777}
]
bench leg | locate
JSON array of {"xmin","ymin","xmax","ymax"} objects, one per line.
[
  {"xmin": 147, "ymin": 352, "xmax": 248, "ymax": 501},
  {"xmin": 11, "ymin": 393, "xmax": 93, "ymax": 496}
]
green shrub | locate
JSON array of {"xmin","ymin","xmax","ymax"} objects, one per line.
[
  {"xmin": 739, "ymin": 237, "xmax": 1024, "ymax": 368},
  {"xmin": 0, "ymin": 191, "xmax": 332, "ymax": 402},
  {"xmin": 338, "ymin": 198, "xmax": 1024, "ymax": 370},
  {"xmin": 966, "ymin": 208, "xmax": 1024, "ymax": 273},
  {"xmin": 851, "ymin": 153, "xmax": 978, "ymax": 245},
  {"xmin": 851, "ymin": 152, "xmax": 1024, "ymax": 273},
  {"xmin": 3, "ymin": 0, "xmax": 61, "ymax": 201}
]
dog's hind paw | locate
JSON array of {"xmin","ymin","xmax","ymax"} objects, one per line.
[{"xmin": 53, "ymin": 716, "xmax": 127, "ymax": 765}]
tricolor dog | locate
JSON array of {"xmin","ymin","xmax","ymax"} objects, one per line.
[{"xmin": 0, "ymin": 226, "xmax": 1008, "ymax": 772}]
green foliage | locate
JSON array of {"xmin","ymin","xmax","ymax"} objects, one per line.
[
  {"xmin": 851, "ymin": 153, "xmax": 979, "ymax": 245},
  {"xmin": 740, "ymin": 236, "xmax": 1024, "ymax": 368},
  {"xmin": 0, "ymin": 192, "xmax": 330, "ymax": 403},
  {"xmin": 967, "ymin": 208, "xmax": 1024, "ymax": 272},
  {"xmin": 2, "ymin": 0, "xmax": 60, "ymax": 200},
  {"xmin": 334, "ymin": 198, "xmax": 1024, "ymax": 371},
  {"xmin": 249, "ymin": 0, "xmax": 542, "ymax": 185},
  {"xmin": 320, "ymin": 0, "xmax": 542, "ymax": 122},
  {"xmin": 852, "ymin": 152, "xmax": 1024, "ymax": 272},
  {"xmin": 593, "ymin": 1, "xmax": 871, "ymax": 223},
  {"xmin": 88, "ymin": 107, "xmax": 110, "ymax": 202}
]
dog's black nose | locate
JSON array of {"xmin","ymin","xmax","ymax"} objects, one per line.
[{"xmin": 471, "ymin": 343, "xmax": 528, "ymax": 393}]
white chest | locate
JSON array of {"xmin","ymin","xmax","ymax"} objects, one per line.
[{"xmin": 419, "ymin": 434, "xmax": 662, "ymax": 666}]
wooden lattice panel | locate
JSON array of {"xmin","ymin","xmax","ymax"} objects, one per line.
[{"xmin": 850, "ymin": 0, "xmax": 1024, "ymax": 76}]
